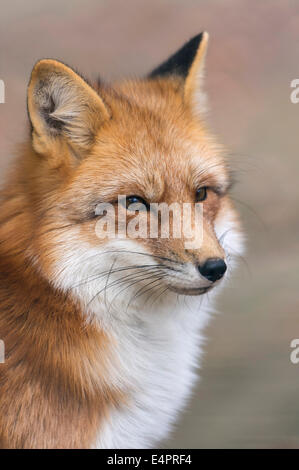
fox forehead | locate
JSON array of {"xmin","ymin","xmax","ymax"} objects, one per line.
[{"xmin": 76, "ymin": 80, "xmax": 229, "ymax": 202}]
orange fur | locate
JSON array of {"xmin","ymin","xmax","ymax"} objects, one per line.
[{"xmin": 0, "ymin": 35, "xmax": 240, "ymax": 448}]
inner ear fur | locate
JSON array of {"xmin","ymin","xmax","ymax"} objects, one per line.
[{"xmin": 27, "ymin": 59, "xmax": 110, "ymax": 156}]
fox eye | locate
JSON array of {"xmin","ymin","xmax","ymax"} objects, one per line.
[
  {"xmin": 195, "ymin": 187, "xmax": 208, "ymax": 202},
  {"xmin": 125, "ymin": 195, "xmax": 149, "ymax": 211}
]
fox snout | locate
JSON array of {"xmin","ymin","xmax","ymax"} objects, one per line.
[
  {"xmin": 150, "ymin": 217, "xmax": 228, "ymax": 294},
  {"xmin": 162, "ymin": 255, "xmax": 227, "ymax": 296},
  {"xmin": 197, "ymin": 258, "xmax": 227, "ymax": 283},
  {"xmin": 191, "ymin": 226, "xmax": 227, "ymax": 283}
]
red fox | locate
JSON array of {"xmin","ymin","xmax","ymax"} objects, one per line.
[{"xmin": 0, "ymin": 32, "xmax": 243, "ymax": 448}]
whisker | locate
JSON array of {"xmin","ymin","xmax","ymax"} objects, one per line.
[
  {"xmin": 79, "ymin": 249, "xmax": 183, "ymax": 267},
  {"xmin": 87, "ymin": 270, "xmax": 168, "ymax": 309},
  {"xmin": 107, "ymin": 273, "xmax": 161, "ymax": 315},
  {"xmin": 107, "ymin": 270, "xmax": 167, "ymax": 309},
  {"xmin": 69, "ymin": 264, "xmax": 168, "ymax": 290},
  {"xmin": 126, "ymin": 276, "xmax": 168, "ymax": 310},
  {"xmin": 219, "ymin": 228, "xmax": 234, "ymax": 246},
  {"xmin": 104, "ymin": 250, "xmax": 182, "ymax": 265},
  {"xmin": 104, "ymin": 258, "xmax": 117, "ymax": 312},
  {"xmin": 230, "ymin": 196, "xmax": 268, "ymax": 232},
  {"xmin": 225, "ymin": 247, "xmax": 251, "ymax": 276},
  {"xmin": 149, "ymin": 285, "xmax": 170, "ymax": 308}
]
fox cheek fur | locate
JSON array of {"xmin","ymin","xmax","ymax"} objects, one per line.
[{"xmin": 0, "ymin": 32, "xmax": 244, "ymax": 448}]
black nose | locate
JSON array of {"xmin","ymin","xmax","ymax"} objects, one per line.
[{"xmin": 198, "ymin": 258, "xmax": 227, "ymax": 282}]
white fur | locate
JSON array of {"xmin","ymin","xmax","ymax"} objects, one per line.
[{"xmin": 52, "ymin": 216, "xmax": 243, "ymax": 448}]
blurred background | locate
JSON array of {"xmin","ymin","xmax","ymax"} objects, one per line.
[{"xmin": 1, "ymin": 0, "xmax": 299, "ymax": 448}]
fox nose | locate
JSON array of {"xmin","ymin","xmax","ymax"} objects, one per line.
[{"xmin": 198, "ymin": 258, "xmax": 227, "ymax": 283}]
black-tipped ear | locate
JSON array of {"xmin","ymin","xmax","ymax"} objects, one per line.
[
  {"xmin": 149, "ymin": 33, "xmax": 204, "ymax": 79},
  {"xmin": 149, "ymin": 32, "xmax": 209, "ymax": 116}
]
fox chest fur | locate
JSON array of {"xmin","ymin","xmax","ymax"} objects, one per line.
[
  {"xmin": 0, "ymin": 32, "xmax": 243, "ymax": 448},
  {"xmin": 94, "ymin": 295, "xmax": 210, "ymax": 448}
]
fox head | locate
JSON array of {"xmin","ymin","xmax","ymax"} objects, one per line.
[{"xmin": 26, "ymin": 33, "xmax": 243, "ymax": 317}]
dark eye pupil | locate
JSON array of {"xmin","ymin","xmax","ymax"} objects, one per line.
[
  {"xmin": 126, "ymin": 195, "xmax": 149, "ymax": 211},
  {"xmin": 196, "ymin": 187, "xmax": 207, "ymax": 202},
  {"xmin": 127, "ymin": 196, "xmax": 139, "ymax": 205}
]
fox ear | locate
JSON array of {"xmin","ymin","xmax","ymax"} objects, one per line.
[
  {"xmin": 27, "ymin": 59, "xmax": 110, "ymax": 156},
  {"xmin": 149, "ymin": 32, "xmax": 209, "ymax": 116}
]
